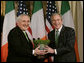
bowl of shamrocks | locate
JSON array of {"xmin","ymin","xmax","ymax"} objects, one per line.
[{"xmin": 33, "ymin": 38, "xmax": 50, "ymax": 59}]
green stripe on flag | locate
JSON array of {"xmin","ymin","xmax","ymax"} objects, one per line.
[
  {"xmin": 61, "ymin": 1, "xmax": 70, "ymax": 15},
  {"xmin": 32, "ymin": 1, "xmax": 42, "ymax": 13},
  {"xmin": 5, "ymin": 1, "xmax": 14, "ymax": 14}
]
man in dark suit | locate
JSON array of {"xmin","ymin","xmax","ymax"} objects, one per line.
[
  {"xmin": 45, "ymin": 13, "xmax": 76, "ymax": 62},
  {"xmin": 7, "ymin": 14, "xmax": 46, "ymax": 62}
]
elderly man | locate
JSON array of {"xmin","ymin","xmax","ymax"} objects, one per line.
[
  {"xmin": 45, "ymin": 13, "xmax": 76, "ymax": 62},
  {"xmin": 7, "ymin": 14, "xmax": 46, "ymax": 62}
]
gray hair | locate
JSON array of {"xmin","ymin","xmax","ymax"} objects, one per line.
[
  {"xmin": 16, "ymin": 14, "xmax": 30, "ymax": 22},
  {"xmin": 51, "ymin": 13, "xmax": 62, "ymax": 21}
]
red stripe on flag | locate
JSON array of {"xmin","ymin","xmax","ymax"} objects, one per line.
[
  {"xmin": 52, "ymin": 25, "xmax": 55, "ymax": 29},
  {"xmin": 28, "ymin": 27, "xmax": 32, "ymax": 35},
  {"xmin": 31, "ymin": 41, "xmax": 34, "ymax": 48},
  {"xmin": 74, "ymin": 37, "xmax": 80, "ymax": 62},
  {"xmin": 1, "ymin": 43, "xmax": 8, "ymax": 62},
  {"xmin": 45, "ymin": 25, "xmax": 50, "ymax": 33},
  {"xmin": 27, "ymin": 27, "xmax": 34, "ymax": 48},
  {"xmin": 49, "ymin": 56, "xmax": 53, "ymax": 62}
]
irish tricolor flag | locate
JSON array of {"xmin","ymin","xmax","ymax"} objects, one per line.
[
  {"xmin": 1, "ymin": 1, "xmax": 16, "ymax": 62},
  {"xmin": 61, "ymin": 1, "xmax": 80, "ymax": 62},
  {"xmin": 31, "ymin": 1, "xmax": 46, "ymax": 40}
]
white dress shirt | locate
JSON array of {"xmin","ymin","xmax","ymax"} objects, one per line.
[
  {"xmin": 54, "ymin": 25, "xmax": 63, "ymax": 55},
  {"xmin": 32, "ymin": 25, "xmax": 63, "ymax": 55}
]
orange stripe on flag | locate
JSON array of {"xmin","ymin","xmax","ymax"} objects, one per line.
[
  {"xmin": 41, "ymin": 36, "xmax": 47, "ymax": 40},
  {"xmin": 1, "ymin": 43, "xmax": 8, "ymax": 62},
  {"xmin": 44, "ymin": 58, "xmax": 48, "ymax": 62},
  {"xmin": 74, "ymin": 37, "xmax": 80, "ymax": 62}
]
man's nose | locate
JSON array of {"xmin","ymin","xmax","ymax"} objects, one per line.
[
  {"xmin": 25, "ymin": 22, "xmax": 28, "ymax": 25},
  {"xmin": 55, "ymin": 20, "xmax": 58, "ymax": 23}
]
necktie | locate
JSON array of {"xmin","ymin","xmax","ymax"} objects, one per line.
[
  {"xmin": 23, "ymin": 31, "xmax": 29, "ymax": 42},
  {"xmin": 55, "ymin": 30, "xmax": 59, "ymax": 44}
]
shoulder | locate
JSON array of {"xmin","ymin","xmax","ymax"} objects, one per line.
[
  {"xmin": 9, "ymin": 27, "xmax": 17, "ymax": 33},
  {"xmin": 48, "ymin": 29, "xmax": 55, "ymax": 36},
  {"xmin": 8, "ymin": 26, "xmax": 21, "ymax": 36},
  {"xmin": 63, "ymin": 26, "xmax": 75, "ymax": 36},
  {"xmin": 63, "ymin": 26, "xmax": 75, "ymax": 33}
]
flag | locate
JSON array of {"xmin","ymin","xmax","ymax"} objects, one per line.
[
  {"xmin": 30, "ymin": 1, "xmax": 47, "ymax": 62},
  {"xmin": 17, "ymin": 1, "xmax": 34, "ymax": 47},
  {"xmin": 1, "ymin": 1, "xmax": 16, "ymax": 62},
  {"xmin": 45, "ymin": 1, "xmax": 58, "ymax": 34},
  {"xmin": 61, "ymin": 1, "xmax": 80, "ymax": 62},
  {"xmin": 45, "ymin": 1, "xmax": 58, "ymax": 62},
  {"xmin": 31, "ymin": 1, "xmax": 47, "ymax": 40},
  {"xmin": 17, "ymin": 1, "xmax": 28, "ymax": 16}
]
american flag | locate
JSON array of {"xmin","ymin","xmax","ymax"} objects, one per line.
[
  {"xmin": 45, "ymin": 1, "xmax": 58, "ymax": 34},
  {"xmin": 17, "ymin": 1, "xmax": 28, "ymax": 16},
  {"xmin": 45, "ymin": 1, "xmax": 58, "ymax": 62},
  {"xmin": 17, "ymin": 1, "xmax": 34, "ymax": 48}
]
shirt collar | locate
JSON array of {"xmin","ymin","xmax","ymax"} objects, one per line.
[
  {"xmin": 55, "ymin": 25, "xmax": 63, "ymax": 32},
  {"xmin": 23, "ymin": 30, "xmax": 27, "ymax": 33},
  {"xmin": 23, "ymin": 31, "xmax": 26, "ymax": 33}
]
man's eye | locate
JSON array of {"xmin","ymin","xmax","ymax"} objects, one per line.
[
  {"xmin": 52, "ymin": 20, "xmax": 55, "ymax": 22},
  {"xmin": 57, "ymin": 19, "xmax": 60, "ymax": 21},
  {"xmin": 27, "ymin": 20, "xmax": 30, "ymax": 22},
  {"xmin": 22, "ymin": 20, "xmax": 26, "ymax": 22}
]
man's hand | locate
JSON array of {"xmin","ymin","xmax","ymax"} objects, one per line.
[
  {"xmin": 34, "ymin": 45, "xmax": 47, "ymax": 56},
  {"xmin": 44, "ymin": 45, "xmax": 55, "ymax": 54}
]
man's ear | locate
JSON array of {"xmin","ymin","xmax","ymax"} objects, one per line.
[
  {"xmin": 16, "ymin": 21, "xmax": 20, "ymax": 24},
  {"xmin": 16, "ymin": 21, "xmax": 19, "ymax": 26}
]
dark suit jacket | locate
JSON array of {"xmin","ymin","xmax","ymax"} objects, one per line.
[
  {"xmin": 7, "ymin": 26, "xmax": 34, "ymax": 62},
  {"xmin": 48, "ymin": 25, "xmax": 76, "ymax": 62}
]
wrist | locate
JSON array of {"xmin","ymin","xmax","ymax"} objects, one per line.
[
  {"xmin": 54, "ymin": 49, "xmax": 57, "ymax": 55},
  {"xmin": 53, "ymin": 49, "xmax": 55, "ymax": 53},
  {"xmin": 33, "ymin": 50, "xmax": 37, "ymax": 56}
]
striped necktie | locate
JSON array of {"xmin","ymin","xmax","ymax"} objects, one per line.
[{"xmin": 23, "ymin": 31, "xmax": 29, "ymax": 42}]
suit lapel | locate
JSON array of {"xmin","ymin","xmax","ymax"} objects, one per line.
[
  {"xmin": 59, "ymin": 25, "xmax": 65, "ymax": 37},
  {"xmin": 51, "ymin": 29, "xmax": 55, "ymax": 42},
  {"xmin": 51, "ymin": 26, "xmax": 65, "ymax": 42},
  {"xmin": 16, "ymin": 26, "xmax": 31, "ymax": 44},
  {"xmin": 58, "ymin": 25, "xmax": 65, "ymax": 44}
]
